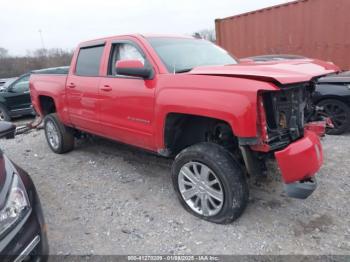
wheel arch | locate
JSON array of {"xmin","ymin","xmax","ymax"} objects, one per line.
[
  {"xmin": 161, "ymin": 112, "xmax": 239, "ymax": 157},
  {"xmin": 38, "ymin": 95, "xmax": 57, "ymax": 116}
]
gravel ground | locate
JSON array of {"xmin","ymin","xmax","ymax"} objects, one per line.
[{"xmin": 1, "ymin": 118, "xmax": 349, "ymax": 255}]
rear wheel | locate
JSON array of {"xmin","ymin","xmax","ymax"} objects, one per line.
[
  {"xmin": 44, "ymin": 113, "xmax": 74, "ymax": 154},
  {"xmin": 318, "ymin": 99, "xmax": 350, "ymax": 135},
  {"xmin": 0, "ymin": 104, "xmax": 11, "ymax": 121},
  {"xmin": 172, "ymin": 142, "xmax": 249, "ymax": 224}
]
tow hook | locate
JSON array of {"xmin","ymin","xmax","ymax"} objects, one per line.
[{"xmin": 15, "ymin": 116, "xmax": 43, "ymax": 135}]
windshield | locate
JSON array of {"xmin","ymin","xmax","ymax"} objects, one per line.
[{"xmin": 147, "ymin": 37, "xmax": 238, "ymax": 73}]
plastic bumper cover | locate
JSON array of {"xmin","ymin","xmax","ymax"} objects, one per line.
[{"xmin": 275, "ymin": 130, "xmax": 323, "ymax": 185}]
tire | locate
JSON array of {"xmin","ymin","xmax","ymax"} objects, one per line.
[
  {"xmin": 0, "ymin": 104, "xmax": 11, "ymax": 121},
  {"xmin": 171, "ymin": 142, "xmax": 249, "ymax": 224},
  {"xmin": 318, "ymin": 99, "xmax": 350, "ymax": 135},
  {"xmin": 44, "ymin": 113, "xmax": 74, "ymax": 154}
]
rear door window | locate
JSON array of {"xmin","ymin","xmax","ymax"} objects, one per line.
[{"xmin": 75, "ymin": 45, "xmax": 104, "ymax": 76}]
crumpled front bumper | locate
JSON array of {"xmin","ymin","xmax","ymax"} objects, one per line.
[{"xmin": 274, "ymin": 130, "xmax": 323, "ymax": 198}]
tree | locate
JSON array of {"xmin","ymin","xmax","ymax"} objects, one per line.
[
  {"xmin": 0, "ymin": 48, "xmax": 73, "ymax": 78},
  {"xmin": 192, "ymin": 29, "xmax": 216, "ymax": 43}
]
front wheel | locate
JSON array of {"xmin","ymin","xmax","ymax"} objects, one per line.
[
  {"xmin": 44, "ymin": 113, "xmax": 75, "ymax": 154},
  {"xmin": 171, "ymin": 142, "xmax": 249, "ymax": 224}
]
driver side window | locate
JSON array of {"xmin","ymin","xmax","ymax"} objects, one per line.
[
  {"xmin": 109, "ymin": 43, "xmax": 145, "ymax": 75},
  {"xmin": 12, "ymin": 75, "xmax": 30, "ymax": 93}
]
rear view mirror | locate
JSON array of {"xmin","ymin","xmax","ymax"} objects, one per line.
[
  {"xmin": 0, "ymin": 121, "xmax": 16, "ymax": 139},
  {"xmin": 115, "ymin": 60, "xmax": 153, "ymax": 79}
]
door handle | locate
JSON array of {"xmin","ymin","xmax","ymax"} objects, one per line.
[
  {"xmin": 67, "ymin": 83, "xmax": 76, "ymax": 88},
  {"xmin": 101, "ymin": 85, "xmax": 112, "ymax": 92}
]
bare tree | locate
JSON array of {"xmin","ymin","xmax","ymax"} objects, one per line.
[
  {"xmin": 0, "ymin": 48, "xmax": 73, "ymax": 78},
  {"xmin": 192, "ymin": 29, "xmax": 216, "ymax": 42}
]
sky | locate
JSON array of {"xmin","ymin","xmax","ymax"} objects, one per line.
[{"xmin": 0, "ymin": 0, "xmax": 293, "ymax": 56}]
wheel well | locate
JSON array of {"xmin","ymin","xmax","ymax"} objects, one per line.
[
  {"xmin": 39, "ymin": 96, "xmax": 56, "ymax": 116},
  {"xmin": 164, "ymin": 113, "xmax": 238, "ymax": 156}
]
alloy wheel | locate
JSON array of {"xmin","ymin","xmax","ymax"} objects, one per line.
[
  {"xmin": 46, "ymin": 121, "xmax": 60, "ymax": 150},
  {"xmin": 178, "ymin": 161, "xmax": 224, "ymax": 216}
]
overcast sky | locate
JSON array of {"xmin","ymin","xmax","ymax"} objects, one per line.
[{"xmin": 0, "ymin": 0, "xmax": 292, "ymax": 55}]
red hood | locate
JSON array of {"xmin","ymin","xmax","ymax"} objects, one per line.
[{"xmin": 188, "ymin": 59, "xmax": 340, "ymax": 85}]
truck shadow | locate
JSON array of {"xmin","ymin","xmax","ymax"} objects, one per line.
[
  {"xmin": 74, "ymin": 134, "xmax": 285, "ymax": 207},
  {"xmin": 75, "ymin": 135, "xmax": 172, "ymax": 177}
]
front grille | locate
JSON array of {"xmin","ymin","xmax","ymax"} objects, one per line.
[{"xmin": 263, "ymin": 84, "xmax": 309, "ymax": 150}]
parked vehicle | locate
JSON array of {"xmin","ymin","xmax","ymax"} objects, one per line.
[
  {"xmin": 0, "ymin": 121, "xmax": 49, "ymax": 260},
  {"xmin": 245, "ymin": 55, "xmax": 350, "ymax": 135},
  {"xmin": 241, "ymin": 54, "xmax": 306, "ymax": 63},
  {"xmin": 313, "ymin": 71, "xmax": 350, "ymax": 135},
  {"xmin": 30, "ymin": 35, "xmax": 338, "ymax": 224},
  {"xmin": 0, "ymin": 79, "xmax": 6, "ymax": 87},
  {"xmin": 0, "ymin": 73, "xmax": 33, "ymax": 121},
  {"xmin": 0, "ymin": 67, "xmax": 69, "ymax": 121},
  {"xmin": 0, "ymin": 79, "xmax": 12, "ymax": 87},
  {"xmin": 0, "ymin": 78, "xmax": 18, "ymax": 92}
]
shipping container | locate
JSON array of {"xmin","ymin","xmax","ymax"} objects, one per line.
[{"xmin": 215, "ymin": 0, "xmax": 350, "ymax": 70}]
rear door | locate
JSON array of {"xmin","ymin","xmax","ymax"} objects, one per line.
[
  {"xmin": 98, "ymin": 39, "xmax": 156, "ymax": 150},
  {"xmin": 66, "ymin": 43, "xmax": 105, "ymax": 133}
]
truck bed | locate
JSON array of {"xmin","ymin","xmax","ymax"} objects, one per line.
[{"xmin": 29, "ymin": 74, "xmax": 68, "ymax": 116}]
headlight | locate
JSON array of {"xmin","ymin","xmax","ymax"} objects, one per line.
[{"xmin": 0, "ymin": 174, "xmax": 31, "ymax": 236}]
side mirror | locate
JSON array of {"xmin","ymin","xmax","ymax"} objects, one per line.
[
  {"xmin": 0, "ymin": 121, "xmax": 15, "ymax": 139},
  {"xmin": 115, "ymin": 60, "xmax": 153, "ymax": 79}
]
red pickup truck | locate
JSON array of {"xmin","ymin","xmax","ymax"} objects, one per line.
[{"xmin": 30, "ymin": 34, "xmax": 339, "ymax": 224}]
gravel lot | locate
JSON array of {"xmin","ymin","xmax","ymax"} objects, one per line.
[{"xmin": 1, "ymin": 118, "xmax": 350, "ymax": 255}]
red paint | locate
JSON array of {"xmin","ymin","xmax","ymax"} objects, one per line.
[
  {"xmin": 29, "ymin": 34, "xmax": 338, "ymax": 184},
  {"xmin": 250, "ymin": 92, "xmax": 270, "ymax": 152},
  {"xmin": 305, "ymin": 121, "xmax": 327, "ymax": 137},
  {"xmin": 189, "ymin": 59, "xmax": 339, "ymax": 85},
  {"xmin": 116, "ymin": 60, "xmax": 144, "ymax": 69},
  {"xmin": 275, "ymin": 130, "xmax": 323, "ymax": 184}
]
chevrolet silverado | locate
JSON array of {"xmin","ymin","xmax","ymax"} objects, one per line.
[{"xmin": 29, "ymin": 35, "xmax": 339, "ymax": 223}]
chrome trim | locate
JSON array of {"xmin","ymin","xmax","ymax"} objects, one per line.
[
  {"xmin": 10, "ymin": 107, "xmax": 32, "ymax": 112},
  {"xmin": 0, "ymin": 208, "xmax": 31, "ymax": 252},
  {"xmin": 14, "ymin": 235, "xmax": 40, "ymax": 262}
]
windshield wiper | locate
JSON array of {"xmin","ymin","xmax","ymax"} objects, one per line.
[{"xmin": 175, "ymin": 68, "xmax": 193, "ymax": 74}]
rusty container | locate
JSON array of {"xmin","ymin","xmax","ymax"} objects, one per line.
[{"xmin": 215, "ymin": 0, "xmax": 350, "ymax": 70}]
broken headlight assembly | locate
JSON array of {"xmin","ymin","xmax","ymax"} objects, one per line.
[{"xmin": 0, "ymin": 173, "xmax": 30, "ymax": 237}]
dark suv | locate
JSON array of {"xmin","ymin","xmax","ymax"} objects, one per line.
[
  {"xmin": 0, "ymin": 66, "xmax": 69, "ymax": 121},
  {"xmin": 0, "ymin": 74, "xmax": 33, "ymax": 121}
]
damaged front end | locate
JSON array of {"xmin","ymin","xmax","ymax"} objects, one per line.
[{"xmin": 242, "ymin": 81, "xmax": 329, "ymax": 199}]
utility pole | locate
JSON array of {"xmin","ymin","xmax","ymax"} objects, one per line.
[{"xmin": 38, "ymin": 29, "xmax": 46, "ymax": 50}]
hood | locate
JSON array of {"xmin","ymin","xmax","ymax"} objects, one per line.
[
  {"xmin": 317, "ymin": 71, "xmax": 350, "ymax": 84},
  {"xmin": 188, "ymin": 59, "xmax": 340, "ymax": 85}
]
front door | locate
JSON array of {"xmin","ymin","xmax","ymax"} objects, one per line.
[
  {"xmin": 5, "ymin": 75, "xmax": 32, "ymax": 115},
  {"xmin": 98, "ymin": 41, "xmax": 156, "ymax": 150}
]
